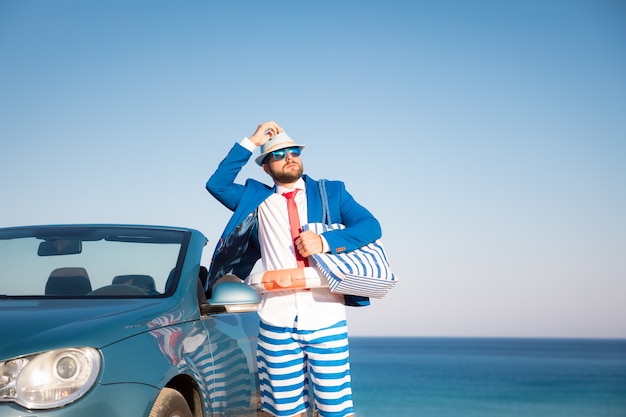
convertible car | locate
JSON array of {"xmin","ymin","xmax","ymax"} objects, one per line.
[{"xmin": 0, "ymin": 224, "xmax": 265, "ymax": 417}]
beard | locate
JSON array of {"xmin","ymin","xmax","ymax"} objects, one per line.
[{"xmin": 267, "ymin": 161, "xmax": 303, "ymax": 184}]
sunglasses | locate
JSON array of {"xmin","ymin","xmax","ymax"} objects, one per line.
[{"xmin": 268, "ymin": 147, "xmax": 302, "ymax": 162}]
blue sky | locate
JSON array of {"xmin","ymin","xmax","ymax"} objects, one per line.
[{"xmin": 1, "ymin": 0, "xmax": 625, "ymax": 338}]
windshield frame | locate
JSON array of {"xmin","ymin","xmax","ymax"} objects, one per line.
[{"xmin": 0, "ymin": 225, "xmax": 192, "ymax": 299}]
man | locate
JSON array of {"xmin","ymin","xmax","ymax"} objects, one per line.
[{"xmin": 206, "ymin": 121, "xmax": 381, "ymax": 417}]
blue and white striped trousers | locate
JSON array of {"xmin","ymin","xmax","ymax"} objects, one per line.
[{"xmin": 257, "ymin": 319, "xmax": 354, "ymax": 417}]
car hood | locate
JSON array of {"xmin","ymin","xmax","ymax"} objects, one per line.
[{"xmin": 0, "ymin": 297, "xmax": 194, "ymax": 360}]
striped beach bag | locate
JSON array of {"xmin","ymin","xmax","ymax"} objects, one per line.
[{"xmin": 303, "ymin": 180, "xmax": 398, "ymax": 299}]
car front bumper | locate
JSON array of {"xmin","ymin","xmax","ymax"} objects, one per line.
[{"xmin": 0, "ymin": 382, "xmax": 159, "ymax": 417}]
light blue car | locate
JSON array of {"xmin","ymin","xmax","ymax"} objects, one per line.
[{"xmin": 0, "ymin": 224, "xmax": 265, "ymax": 417}]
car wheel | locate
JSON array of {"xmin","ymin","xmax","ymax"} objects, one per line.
[{"xmin": 149, "ymin": 388, "xmax": 193, "ymax": 417}]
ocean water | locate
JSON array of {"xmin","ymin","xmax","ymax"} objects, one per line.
[{"xmin": 347, "ymin": 337, "xmax": 626, "ymax": 417}]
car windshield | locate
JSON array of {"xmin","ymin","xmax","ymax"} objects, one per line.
[{"xmin": 0, "ymin": 225, "xmax": 189, "ymax": 298}]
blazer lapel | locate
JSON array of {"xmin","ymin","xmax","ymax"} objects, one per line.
[{"xmin": 305, "ymin": 176, "xmax": 323, "ymax": 223}]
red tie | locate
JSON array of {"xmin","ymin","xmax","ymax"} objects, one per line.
[{"xmin": 283, "ymin": 190, "xmax": 308, "ymax": 267}]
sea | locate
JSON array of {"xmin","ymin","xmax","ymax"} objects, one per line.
[{"xmin": 347, "ymin": 337, "xmax": 626, "ymax": 417}]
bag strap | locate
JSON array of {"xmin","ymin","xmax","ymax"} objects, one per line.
[
  {"xmin": 318, "ymin": 179, "xmax": 331, "ymax": 226},
  {"xmin": 318, "ymin": 178, "xmax": 372, "ymax": 307}
]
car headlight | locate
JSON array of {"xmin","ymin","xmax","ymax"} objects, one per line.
[{"xmin": 0, "ymin": 347, "xmax": 100, "ymax": 409}]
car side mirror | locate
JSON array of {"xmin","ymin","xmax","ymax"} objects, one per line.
[{"xmin": 200, "ymin": 281, "xmax": 260, "ymax": 315}]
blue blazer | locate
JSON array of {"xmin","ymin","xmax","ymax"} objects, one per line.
[{"xmin": 206, "ymin": 143, "xmax": 382, "ymax": 306}]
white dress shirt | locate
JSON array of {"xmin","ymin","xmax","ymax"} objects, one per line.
[{"xmin": 240, "ymin": 138, "xmax": 346, "ymax": 330}]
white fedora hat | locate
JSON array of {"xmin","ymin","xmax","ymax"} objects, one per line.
[{"xmin": 255, "ymin": 132, "xmax": 306, "ymax": 166}]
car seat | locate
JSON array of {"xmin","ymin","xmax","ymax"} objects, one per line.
[
  {"xmin": 45, "ymin": 267, "xmax": 92, "ymax": 296},
  {"xmin": 112, "ymin": 274, "xmax": 157, "ymax": 293}
]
